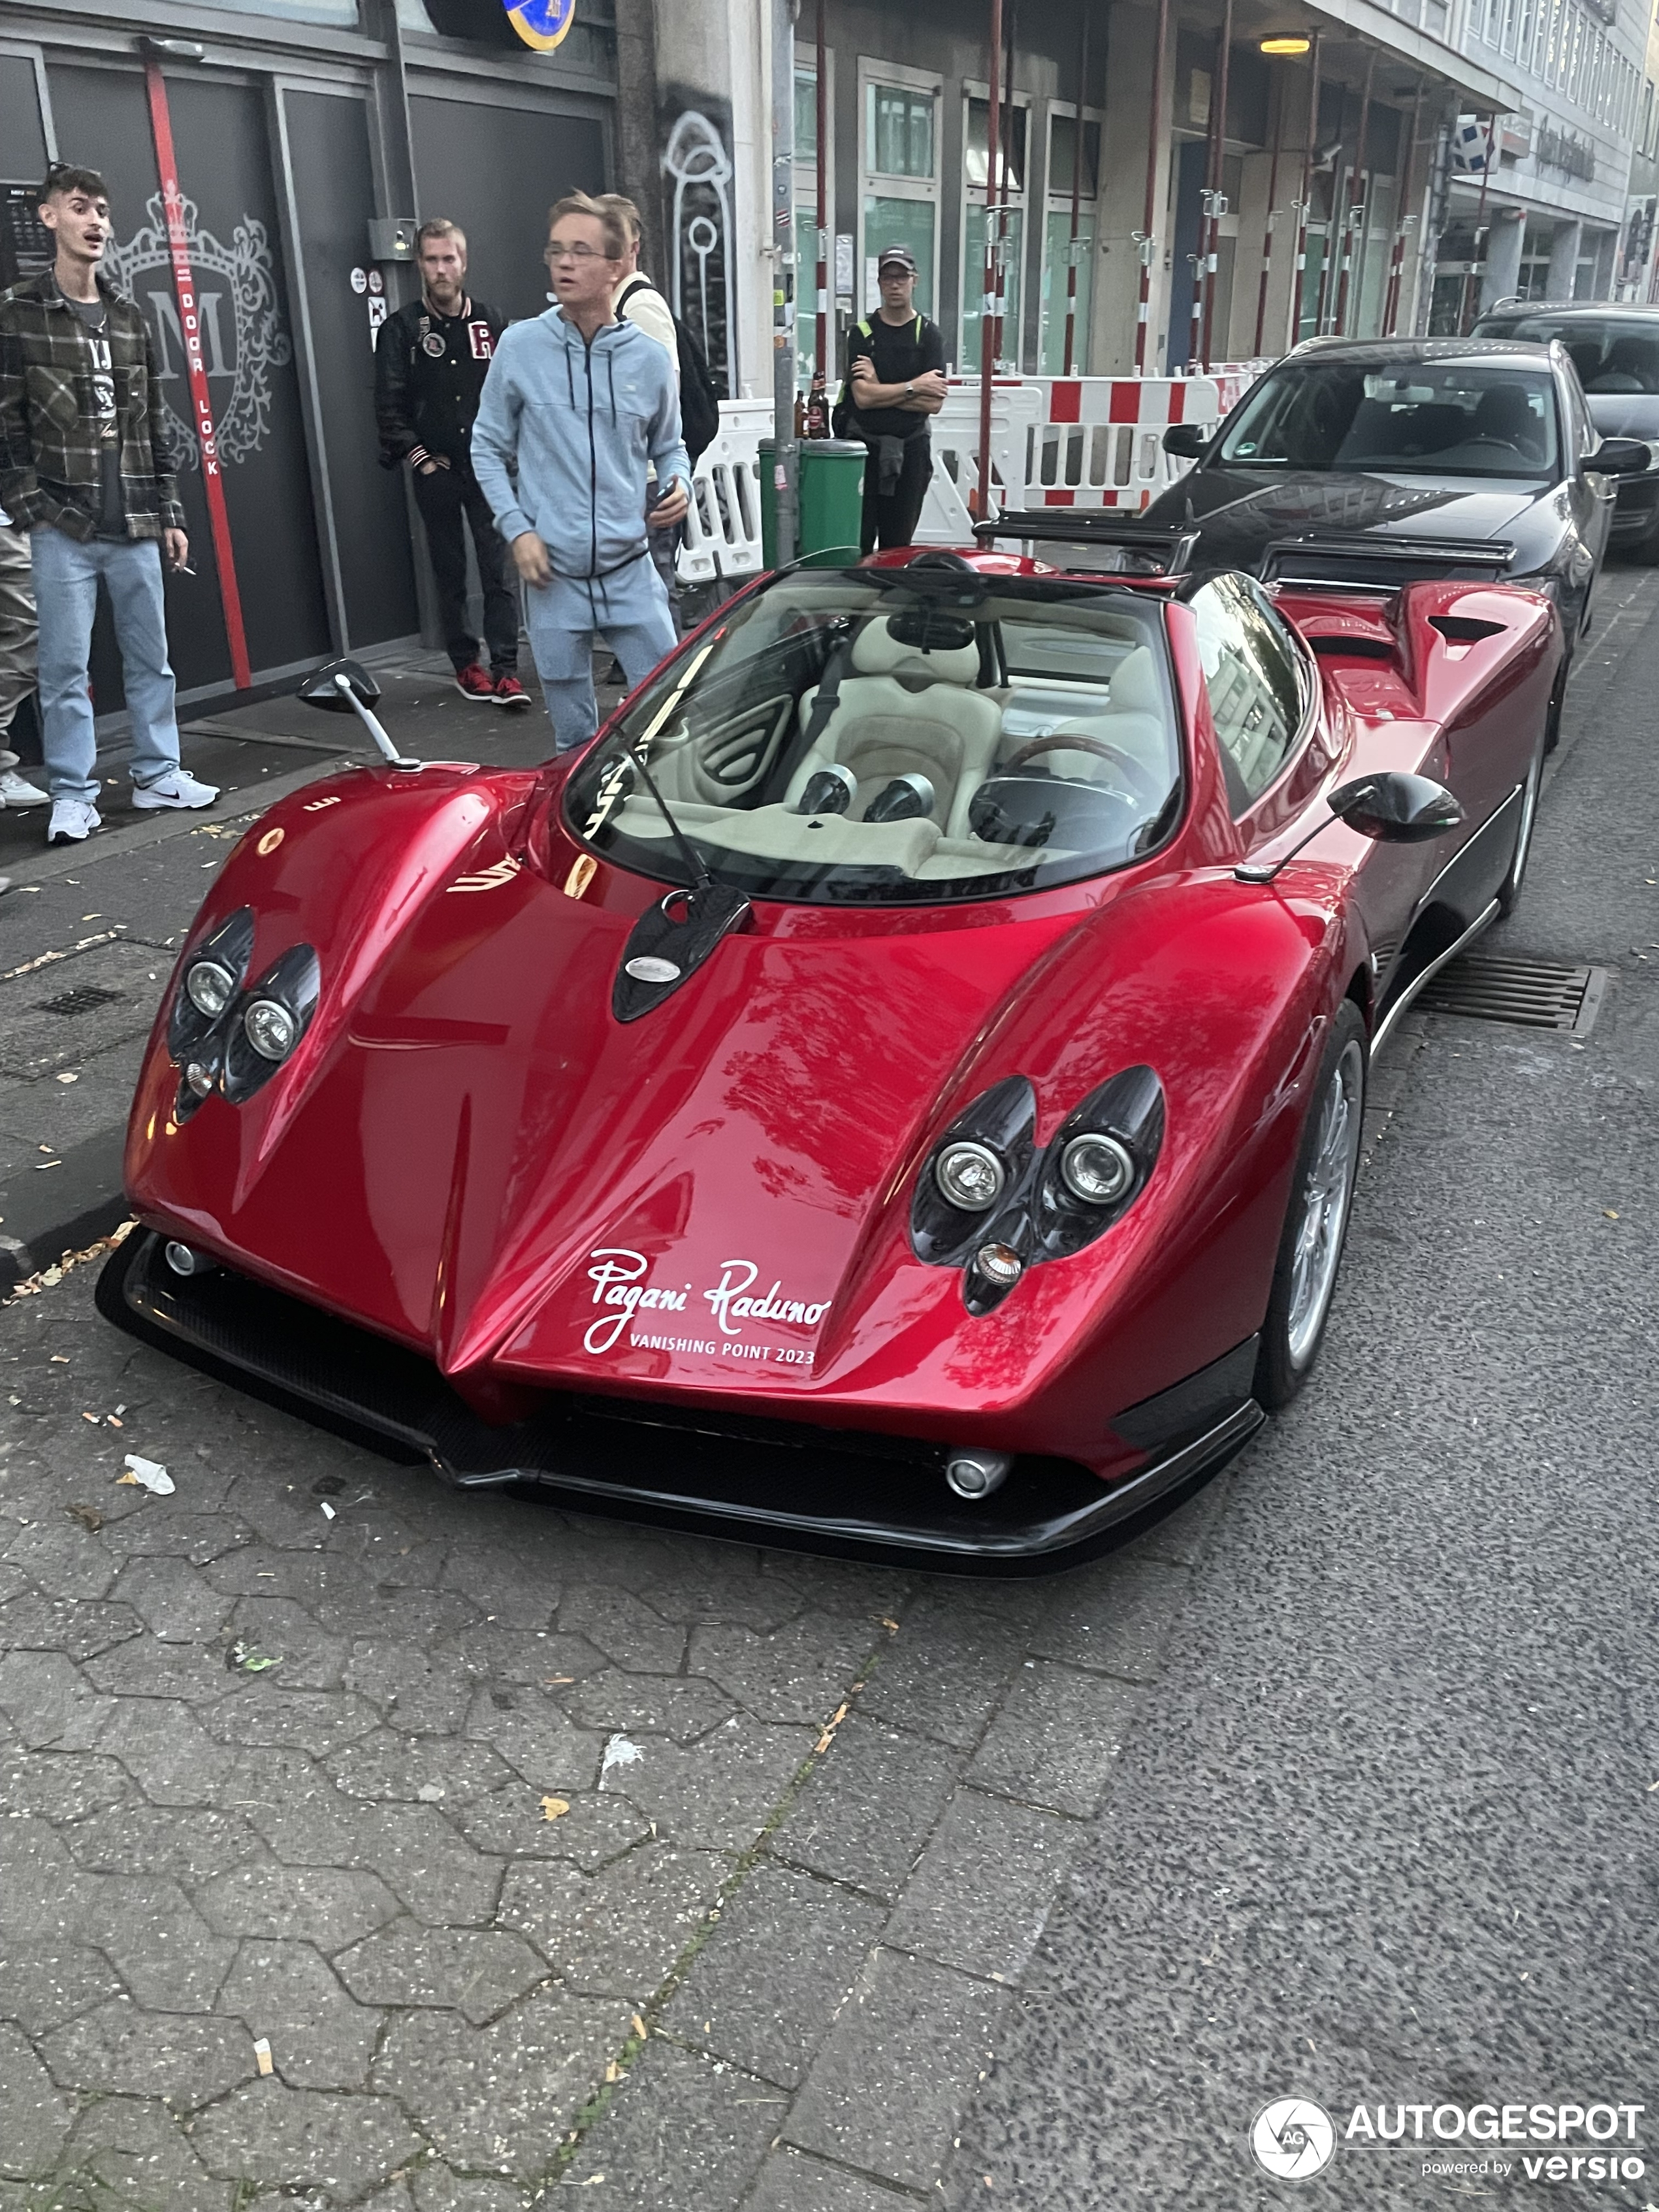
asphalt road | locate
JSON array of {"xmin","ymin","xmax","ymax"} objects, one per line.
[
  {"xmin": 0, "ymin": 573, "xmax": 1654, "ymax": 2212},
  {"xmin": 939, "ymin": 570, "xmax": 1659, "ymax": 2207}
]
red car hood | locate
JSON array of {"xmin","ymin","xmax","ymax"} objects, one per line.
[{"xmin": 128, "ymin": 782, "xmax": 1091, "ymax": 1409}]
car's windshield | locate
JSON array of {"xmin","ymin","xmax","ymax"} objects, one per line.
[
  {"xmin": 561, "ymin": 569, "xmax": 1182, "ymax": 906},
  {"xmin": 1216, "ymin": 359, "xmax": 1560, "ymax": 481},
  {"xmin": 1475, "ymin": 315, "xmax": 1659, "ymax": 396}
]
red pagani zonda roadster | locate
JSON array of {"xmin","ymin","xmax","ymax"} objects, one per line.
[{"xmin": 98, "ymin": 549, "xmax": 1558, "ymax": 1569}]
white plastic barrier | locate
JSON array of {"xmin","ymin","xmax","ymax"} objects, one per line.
[
  {"xmin": 678, "ymin": 398, "xmax": 771, "ymax": 585},
  {"xmin": 681, "ymin": 368, "xmax": 1272, "ymax": 571}
]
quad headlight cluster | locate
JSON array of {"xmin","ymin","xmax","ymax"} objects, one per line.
[
  {"xmin": 166, "ymin": 906, "xmax": 321, "ymax": 1121},
  {"xmin": 910, "ymin": 1067, "xmax": 1165, "ymax": 1315}
]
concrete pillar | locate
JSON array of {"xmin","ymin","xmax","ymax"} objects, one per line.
[
  {"xmin": 1547, "ymin": 219, "xmax": 1582, "ymax": 300},
  {"xmin": 652, "ymin": 0, "xmax": 769, "ymax": 398},
  {"xmin": 1480, "ymin": 206, "xmax": 1524, "ymax": 310},
  {"xmin": 1092, "ymin": 0, "xmax": 1176, "ymax": 374}
]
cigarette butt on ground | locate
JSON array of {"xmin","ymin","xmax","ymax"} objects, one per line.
[{"xmin": 253, "ymin": 2037, "xmax": 274, "ymax": 2076}]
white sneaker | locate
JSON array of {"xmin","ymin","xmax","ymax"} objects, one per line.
[
  {"xmin": 46, "ymin": 798, "xmax": 101, "ymax": 845},
  {"xmin": 0, "ymin": 769, "xmax": 48, "ymax": 808},
  {"xmin": 132, "ymin": 767, "xmax": 220, "ymax": 812}
]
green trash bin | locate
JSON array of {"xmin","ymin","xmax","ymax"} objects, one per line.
[
  {"xmin": 758, "ymin": 437, "xmax": 778, "ymax": 570},
  {"xmin": 798, "ymin": 438, "xmax": 868, "ymax": 564}
]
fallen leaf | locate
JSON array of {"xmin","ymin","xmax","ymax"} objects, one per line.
[
  {"xmin": 814, "ymin": 1733, "xmax": 833, "ymax": 1754},
  {"xmin": 879, "ymin": 1617, "xmax": 899, "ymax": 1633},
  {"xmin": 631, "ymin": 2013, "xmax": 647, "ymax": 2039},
  {"xmin": 604, "ymin": 2062, "xmax": 621, "ymax": 2083},
  {"xmin": 65, "ymin": 1503, "xmax": 103, "ymax": 1533},
  {"xmin": 540, "ymin": 1795, "xmax": 571, "ymax": 1822},
  {"xmin": 828, "ymin": 1703, "xmax": 848, "ymax": 1727},
  {"xmin": 227, "ymin": 1641, "xmax": 282, "ymax": 1674},
  {"xmin": 1604, "ymin": 1210, "xmax": 1620, "ymax": 1221}
]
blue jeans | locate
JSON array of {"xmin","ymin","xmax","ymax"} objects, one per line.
[
  {"xmin": 523, "ymin": 568, "xmax": 677, "ymax": 754},
  {"xmin": 30, "ymin": 527, "xmax": 183, "ymax": 803}
]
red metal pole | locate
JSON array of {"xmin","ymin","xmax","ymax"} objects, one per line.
[
  {"xmin": 143, "ymin": 59, "xmax": 251, "ymax": 692},
  {"xmin": 977, "ymin": 0, "xmax": 1003, "ymax": 519},
  {"xmin": 814, "ymin": 0, "xmax": 828, "ymax": 383},
  {"xmin": 1064, "ymin": 11, "xmax": 1088, "ymax": 373},
  {"xmin": 1289, "ymin": 31, "xmax": 1322, "ymax": 347},
  {"xmin": 1458, "ymin": 111, "xmax": 1497, "ymax": 334},
  {"xmin": 1251, "ymin": 69, "xmax": 1285, "ymax": 359},
  {"xmin": 1135, "ymin": 0, "xmax": 1170, "ymax": 370},
  {"xmin": 1200, "ymin": 0, "xmax": 1234, "ymax": 371},
  {"xmin": 1334, "ymin": 51, "xmax": 1374, "ymax": 335}
]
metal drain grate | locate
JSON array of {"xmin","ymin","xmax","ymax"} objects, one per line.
[
  {"xmin": 34, "ymin": 984, "xmax": 126, "ymax": 1018},
  {"xmin": 1417, "ymin": 955, "xmax": 1607, "ymax": 1036}
]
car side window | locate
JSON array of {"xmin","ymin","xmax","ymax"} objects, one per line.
[{"xmin": 1189, "ymin": 574, "xmax": 1306, "ymax": 813}]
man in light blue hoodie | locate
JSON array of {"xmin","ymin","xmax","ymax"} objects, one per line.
[{"xmin": 472, "ymin": 194, "xmax": 690, "ymax": 753}]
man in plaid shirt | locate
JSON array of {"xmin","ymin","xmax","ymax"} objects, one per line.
[{"xmin": 0, "ymin": 163, "xmax": 218, "ymax": 845}]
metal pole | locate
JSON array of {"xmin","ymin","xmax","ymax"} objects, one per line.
[
  {"xmin": 1315, "ymin": 83, "xmax": 1347, "ymax": 333},
  {"xmin": 978, "ymin": 0, "xmax": 1003, "ymax": 520},
  {"xmin": 1334, "ymin": 50, "xmax": 1374, "ymax": 334},
  {"xmin": 1200, "ymin": 0, "xmax": 1234, "ymax": 370},
  {"xmin": 1382, "ymin": 84, "xmax": 1423, "ymax": 336},
  {"xmin": 771, "ymin": 0, "xmax": 798, "ymax": 562},
  {"xmin": 1251, "ymin": 65, "xmax": 1285, "ymax": 359},
  {"xmin": 815, "ymin": 0, "xmax": 828, "ymax": 383},
  {"xmin": 990, "ymin": 0, "xmax": 1017, "ymax": 377},
  {"xmin": 1135, "ymin": 0, "xmax": 1170, "ymax": 370},
  {"xmin": 1288, "ymin": 30, "xmax": 1321, "ymax": 347},
  {"xmin": 1064, "ymin": 10, "xmax": 1088, "ymax": 374},
  {"xmin": 1458, "ymin": 110, "xmax": 1497, "ymax": 334}
]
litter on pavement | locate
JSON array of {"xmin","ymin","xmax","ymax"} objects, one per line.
[{"xmin": 117, "ymin": 1454, "xmax": 174, "ymax": 1494}]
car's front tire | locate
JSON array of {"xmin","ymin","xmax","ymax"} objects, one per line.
[{"xmin": 1254, "ymin": 1002, "xmax": 1368, "ymax": 1411}]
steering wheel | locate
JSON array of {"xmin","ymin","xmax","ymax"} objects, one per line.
[{"xmin": 1003, "ymin": 732, "xmax": 1163, "ymax": 807}]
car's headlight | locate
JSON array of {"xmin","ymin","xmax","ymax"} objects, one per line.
[
  {"xmin": 185, "ymin": 959, "xmax": 236, "ymax": 1019},
  {"xmin": 910, "ymin": 1068, "xmax": 1165, "ymax": 1315},
  {"xmin": 243, "ymin": 998, "xmax": 298, "ymax": 1061},
  {"xmin": 935, "ymin": 1140, "xmax": 1005, "ymax": 1212},
  {"xmin": 1058, "ymin": 1131, "xmax": 1135, "ymax": 1205},
  {"xmin": 223, "ymin": 945, "xmax": 321, "ymax": 1104}
]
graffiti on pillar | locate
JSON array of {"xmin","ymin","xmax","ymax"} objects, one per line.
[
  {"xmin": 662, "ymin": 106, "xmax": 734, "ymax": 396},
  {"xmin": 106, "ymin": 193, "xmax": 293, "ymax": 472}
]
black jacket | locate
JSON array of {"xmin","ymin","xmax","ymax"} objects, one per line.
[{"xmin": 374, "ymin": 294, "xmax": 507, "ymax": 471}]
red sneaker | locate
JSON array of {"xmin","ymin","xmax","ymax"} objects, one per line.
[
  {"xmin": 494, "ymin": 674, "xmax": 531, "ymax": 711},
  {"xmin": 455, "ymin": 663, "xmax": 494, "ymax": 701}
]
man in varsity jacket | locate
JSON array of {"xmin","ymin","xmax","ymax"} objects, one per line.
[{"xmin": 374, "ymin": 219, "xmax": 526, "ymax": 708}]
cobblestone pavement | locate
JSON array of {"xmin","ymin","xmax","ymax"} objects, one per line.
[{"xmin": 0, "ymin": 1244, "xmax": 1229, "ymax": 2212}]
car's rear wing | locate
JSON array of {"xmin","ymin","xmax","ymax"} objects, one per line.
[
  {"xmin": 973, "ymin": 512, "xmax": 1517, "ymax": 593},
  {"xmin": 1258, "ymin": 534, "xmax": 1517, "ymax": 590},
  {"xmin": 972, "ymin": 512, "xmax": 1200, "ymax": 573}
]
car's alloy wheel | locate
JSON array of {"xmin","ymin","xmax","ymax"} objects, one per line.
[{"xmin": 1254, "ymin": 1003, "xmax": 1367, "ymax": 1409}]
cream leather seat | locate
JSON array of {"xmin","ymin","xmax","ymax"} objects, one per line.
[
  {"xmin": 1022, "ymin": 645, "xmax": 1168, "ymax": 784},
  {"xmin": 784, "ymin": 618, "xmax": 1004, "ymax": 838}
]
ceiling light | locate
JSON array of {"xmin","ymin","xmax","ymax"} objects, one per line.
[{"xmin": 1261, "ymin": 33, "xmax": 1312, "ymax": 53}]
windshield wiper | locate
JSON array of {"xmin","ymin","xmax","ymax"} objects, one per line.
[{"xmin": 602, "ymin": 639, "xmax": 755, "ymax": 1023}]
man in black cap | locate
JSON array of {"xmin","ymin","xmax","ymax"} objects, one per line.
[{"xmin": 841, "ymin": 246, "xmax": 946, "ymax": 551}]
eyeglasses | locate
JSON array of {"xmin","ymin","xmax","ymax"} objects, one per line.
[{"xmin": 545, "ymin": 242, "xmax": 610, "ymax": 264}]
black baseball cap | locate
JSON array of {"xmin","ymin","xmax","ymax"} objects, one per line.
[{"xmin": 877, "ymin": 246, "xmax": 918, "ymax": 275}]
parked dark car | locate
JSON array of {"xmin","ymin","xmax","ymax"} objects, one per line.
[
  {"xmin": 1470, "ymin": 302, "xmax": 1659, "ymax": 560},
  {"xmin": 986, "ymin": 338, "xmax": 1650, "ymax": 750}
]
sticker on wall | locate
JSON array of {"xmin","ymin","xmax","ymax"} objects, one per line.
[
  {"xmin": 350, "ymin": 265, "xmax": 368, "ymax": 295},
  {"xmin": 368, "ymin": 295, "xmax": 389, "ymax": 349},
  {"xmin": 505, "ymin": 0, "xmax": 576, "ymax": 50},
  {"xmin": 106, "ymin": 194, "xmax": 293, "ymax": 473},
  {"xmin": 368, "ymin": 268, "xmax": 385, "ymax": 295}
]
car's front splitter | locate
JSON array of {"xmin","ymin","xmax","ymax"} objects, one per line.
[{"xmin": 97, "ymin": 1230, "xmax": 1263, "ymax": 1575}]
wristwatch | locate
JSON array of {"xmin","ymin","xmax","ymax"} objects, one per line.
[{"xmin": 905, "ymin": 379, "xmax": 914, "ymax": 396}]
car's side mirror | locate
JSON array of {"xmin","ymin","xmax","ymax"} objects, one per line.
[
  {"xmin": 1162, "ymin": 422, "xmax": 1210, "ymax": 461},
  {"xmin": 1587, "ymin": 436, "xmax": 1652, "ymax": 476},
  {"xmin": 298, "ymin": 657, "xmax": 382, "ymax": 712},
  {"xmin": 1328, "ymin": 772, "xmax": 1464, "ymax": 843}
]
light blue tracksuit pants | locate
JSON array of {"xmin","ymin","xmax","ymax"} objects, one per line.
[
  {"xmin": 31, "ymin": 526, "xmax": 184, "ymax": 803},
  {"xmin": 524, "ymin": 563, "xmax": 677, "ymax": 754}
]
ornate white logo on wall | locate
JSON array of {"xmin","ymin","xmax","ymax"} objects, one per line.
[{"xmin": 107, "ymin": 192, "xmax": 293, "ymax": 471}]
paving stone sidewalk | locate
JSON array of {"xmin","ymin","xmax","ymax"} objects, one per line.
[{"xmin": 0, "ymin": 1238, "xmax": 1234, "ymax": 2212}]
